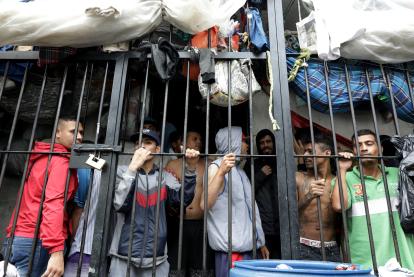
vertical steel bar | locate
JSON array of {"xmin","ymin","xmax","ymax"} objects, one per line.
[
  {"xmin": 267, "ymin": 0, "xmax": 300, "ymax": 259},
  {"xmin": 0, "ymin": 61, "xmax": 10, "ymax": 100},
  {"xmin": 247, "ymin": 60, "xmax": 257, "ymax": 259},
  {"xmin": 227, "ymin": 36, "xmax": 233, "ymax": 273},
  {"xmin": 202, "ymin": 28, "xmax": 212, "ymax": 274},
  {"xmin": 0, "ymin": 64, "xmax": 29, "ymax": 191},
  {"xmin": 380, "ymin": 66, "xmax": 400, "ymax": 136},
  {"xmin": 177, "ymin": 60, "xmax": 191, "ymax": 273},
  {"xmin": 404, "ymin": 68, "xmax": 414, "ymax": 120},
  {"xmin": 303, "ymin": 65, "xmax": 326, "ymax": 260},
  {"xmin": 321, "ymin": 62, "xmax": 351, "ymax": 262},
  {"xmin": 126, "ymin": 60, "xmax": 150, "ymax": 277},
  {"xmin": 344, "ymin": 64, "xmax": 378, "ymax": 275},
  {"xmin": 27, "ymin": 66, "xmax": 69, "ymax": 275},
  {"xmin": 76, "ymin": 62, "xmax": 107, "ymax": 277},
  {"xmin": 152, "ymin": 81, "xmax": 170, "ymax": 277},
  {"xmin": 2, "ymin": 65, "xmax": 48, "ymax": 275},
  {"xmin": 365, "ymin": 68, "xmax": 401, "ymax": 264}
]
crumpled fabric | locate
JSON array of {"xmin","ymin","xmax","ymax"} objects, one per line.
[
  {"xmin": 0, "ymin": 0, "xmax": 246, "ymax": 47},
  {"xmin": 297, "ymin": 0, "xmax": 414, "ymax": 63},
  {"xmin": 378, "ymin": 258, "xmax": 414, "ymax": 277},
  {"xmin": 0, "ymin": 261, "xmax": 20, "ymax": 277}
]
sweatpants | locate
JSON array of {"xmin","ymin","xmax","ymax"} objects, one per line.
[{"xmin": 108, "ymin": 256, "xmax": 169, "ymax": 277}]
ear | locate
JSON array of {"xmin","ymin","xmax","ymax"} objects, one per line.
[
  {"xmin": 155, "ymin": 145, "xmax": 161, "ymax": 153},
  {"xmin": 325, "ymin": 149, "xmax": 331, "ymax": 156}
]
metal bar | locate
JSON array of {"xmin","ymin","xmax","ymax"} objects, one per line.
[
  {"xmin": 344, "ymin": 64, "xmax": 378, "ymax": 274},
  {"xmin": 0, "ymin": 63, "xmax": 29, "ymax": 192},
  {"xmin": 227, "ymin": 35, "xmax": 233, "ymax": 273},
  {"xmin": 27, "ymin": 66, "xmax": 69, "ymax": 275},
  {"xmin": 177, "ymin": 60, "xmax": 191, "ymax": 273},
  {"xmin": 152, "ymin": 80, "xmax": 170, "ymax": 277},
  {"xmin": 89, "ymin": 55, "xmax": 128, "ymax": 277},
  {"xmin": 77, "ymin": 62, "xmax": 106, "ymax": 277},
  {"xmin": 126, "ymin": 61, "xmax": 150, "ymax": 277},
  {"xmin": 380, "ymin": 66, "xmax": 400, "ymax": 136},
  {"xmin": 247, "ymin": 60, "xmax": 258, "ymax": 259},
  {"xmin": 0, "ymin": 61, "xmax": 10, "ymax": 100},
  {"xmin": 202, "ymin": 28, "xmax": 212, "ymax": 274},
  {"xmin": 365, "ymin": 68, "xmax": 401, "ymax": 264},
  {"xmin": 303, "ymin": 65, "xmax": 326, "ymax": 260},
  {"xmin": 404, "ymin": 68, "xmax": 414, "ymax": 120},
  {"xmin": 267, "ymin": 0, "xmax": 300, "ymax": 259},
  {"xmin": 322, "ymin": 62, "xmax": 351, "ymax": 262},
  {"xmin": 2, "ymin": 65, "xmax": 48, "ymax": 275}
]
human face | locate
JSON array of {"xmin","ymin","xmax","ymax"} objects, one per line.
[
  {"xmin": 258, "ymin": 135, "xmax": 273, "ymax": 155},
  {"xmin": 186, "ymin": 132, "xmax": 202, "ymax": 151},
  {"xmin": 56, "ymin": 120, "xmax": 83, "ymax": 150},
  {"xmin": 135, "ymin": 137, "xmax": 160, "ymax": 156},
  {"xmin": 353, "ymin": 134, "xmax": 379, "ymax": 165},
  {"xmin": 304, "ymin": 143, "xmax": 330, "ymax": 169}
]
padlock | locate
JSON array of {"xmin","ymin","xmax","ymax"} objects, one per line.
[{"xmin": 85, "ymin": 154, "xmax": 106, "ymax": 170}]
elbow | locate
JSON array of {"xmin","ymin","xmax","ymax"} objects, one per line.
[{"xmin": 332, "ymin": 200, "xmax": 345, "ymax": 213}]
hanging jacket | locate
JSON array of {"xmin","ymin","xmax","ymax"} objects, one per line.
[
  {"xmin": 112, "ymin": 165, "xmax": 180, "ymax": 268},
  {"xmin": 207, "ymin": 127, "xmax": 265, "ymax": 252},
  {"xmin": 6, "ymin": 141, "xmax": 78, "ymax": 254}
]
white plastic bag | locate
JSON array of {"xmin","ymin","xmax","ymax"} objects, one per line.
[
  {"xmin": 0, "ymin": 0, "xmax": 245, "ymax": 47},
  {"xmin": 198, "ymin": 59, "xmax": 262, "ymax": 107}
]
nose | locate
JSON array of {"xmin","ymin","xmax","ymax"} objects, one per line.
[{"xmin": 77, "ymin": 132, "xmax": 83, "ymax": 143}]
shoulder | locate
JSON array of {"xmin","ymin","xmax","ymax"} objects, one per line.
[{"xmin": 295, "ymin": 171, "xmax": 305, "ymax": 185}]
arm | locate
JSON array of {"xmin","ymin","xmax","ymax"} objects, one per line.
[
  {"xmin": 296, "ymin": 173, "xmax": 326, "ymax": 212},
  {"xmin": 185, "ymin": 162, "xmax": 204, "ymax": 219},
  {"xmin": 71, "ymin": 168, "xmax": 91, "ymax": 235},
  {"xmin": 331, "ymin": 152, "xmax": 353, "ymax": 212},
  {"xmin": 200, "ymin": 153, "xmax": 235, "ymax": 211},
  {"xmin": 71, "ymin": 207, "xmax": 83, "ymax": 237}
]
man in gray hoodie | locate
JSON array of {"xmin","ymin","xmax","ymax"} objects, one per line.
[{"xmin": 200, "ymin": 126, "xmax": 268, "ymax": 277}]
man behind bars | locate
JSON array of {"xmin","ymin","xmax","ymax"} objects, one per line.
[
  {"xmin": 165, "ymin": 130, "xmax": 214, "ymax": 276},
  {"xmin": 295, "ymin": 132, "xmax": 340, "ymax": 262},
  {"xmin": 244, "ymin": 129, "xmax": 281, "ymax": 259},
  {"xmin": 201, "ymin": 126, "xmax": 268, "ymax": 277},
  {"xmin": 3, "ymin": 115, "xmax": 84, "ymax": 277},
  {"xmin": 108, "ymin": 128, "xmax": 199, "ymax": 277},
  {"xmin": 332, "ymin": 129, "xmax": 414, "ymax": 270}
]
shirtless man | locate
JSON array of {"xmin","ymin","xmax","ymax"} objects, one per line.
[
  {"xmin": 295, "ymin": 133, "xmax": 341, "ymax": 262},
  {"xmin": 165, "ymin": 131, "xmax": 213, "ymax": 276}
]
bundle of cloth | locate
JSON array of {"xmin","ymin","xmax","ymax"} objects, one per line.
[{"xmin": 0, "ymin": 0, "xmax": 245, "ymax": 47}]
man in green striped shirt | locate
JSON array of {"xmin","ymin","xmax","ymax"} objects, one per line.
[{"xmin": 331, "ymin": 129, "xmax": 414, "ymax": 270}]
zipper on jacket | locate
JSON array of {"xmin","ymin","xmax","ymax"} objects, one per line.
[{"xmin": 138, "ymin": 172, "xmax": 150, "ymax": 267}]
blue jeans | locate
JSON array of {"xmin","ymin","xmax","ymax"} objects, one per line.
[{"xmin": 2, "ymin": 237, "xmax": 49, "ymax": 277}]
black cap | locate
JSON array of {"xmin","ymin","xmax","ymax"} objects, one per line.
[{"xmin": 130, "ymin": 129, "xmax": 161, "ymax": 145}]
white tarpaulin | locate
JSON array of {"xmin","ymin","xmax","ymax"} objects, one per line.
[
  {"xmin": 297, "ymin": 0, "xmax": 414, "ymax": 63},
  {"xmin": 0, "ymin": 0, "xmax": 246, "ymax": 47}
]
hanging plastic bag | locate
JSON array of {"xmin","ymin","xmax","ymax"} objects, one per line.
[
  {"xmin": 391, "ymin": 135, "xmax": 414, "ymax": 233},
  {"xmin": 198, "ymin": 59, "xmax": 261, "ymax": 107}
]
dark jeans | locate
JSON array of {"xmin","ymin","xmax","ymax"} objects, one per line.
[
  {"xmin": 167, "ymin": 219, "xmax": 214, "ymax": 277},
  {"xmin": 215, "ymin": 251, "xmax": 252, "ymax": 277},
  {"xmin": 299, "ymin": 243, "xmax": 341, "ymax": 262},
  {"xmin": 2, "ymin": 236, "xmax": 49, "ymax": 277}
]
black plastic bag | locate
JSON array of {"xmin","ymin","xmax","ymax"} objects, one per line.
[{"xmin": 391, "ymin": 135, "xmax": 414, "ymax": 233}]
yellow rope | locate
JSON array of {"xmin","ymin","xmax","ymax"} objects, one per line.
[
  {"xmin": 266, "ymin": 51, "xmax": 280, "ymax": 131},
  {"xmin": 288, "ymin": 48, "xmax": 310, "ymax": 82}
]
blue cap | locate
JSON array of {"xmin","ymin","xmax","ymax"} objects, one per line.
[{"xmin": 130, "ymin": 128, "xmax": 161, "ymax": 145}]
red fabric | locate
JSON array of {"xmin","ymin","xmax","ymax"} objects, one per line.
[
  {"xmin": 136, "ymin": 186, "xmax": 167, "ymax": 207},
  {"xmin": 231, "ymin": 253, "xmax": 245, "ymax": 268},
  {"xmin": 6, "ymin": 142, "xmax": 78, "ymax": 254}
]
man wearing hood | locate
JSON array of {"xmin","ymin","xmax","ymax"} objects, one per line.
[
  {"xmin": 3, "ymin": 116, "xmax": 83, "ymax": 277},
  {"xmin": 245, "ymin": 129, "xmax": 280, "ymax": 259},
  {"xmin": 200, "ymin": 126, "xmax": 268, "ymax": 277}
]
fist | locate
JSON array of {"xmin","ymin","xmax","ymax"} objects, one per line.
[
  {"xmin": 338, "ymin": 152, "xmax": 353, "ymax": 171},
  {"xmin": 307, "ymin": 179, "xmax": 326, "ymax": 198},
  {"xmin": 185, "ymin": 148, "xmax": 200, "ymax": 159},
  {"xmin": 129, "ymin": 147, "xmax": 151, "ymax": 171},
  {"xmin": 261, "ymin": 165, "xmax": 272, "ymax": 176},
  {"xmin": 219, "ymin": 153, "xmax": 236, "ymax": 175}
]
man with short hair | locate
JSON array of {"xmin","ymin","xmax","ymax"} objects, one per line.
[
  {"xmin": 296, "ymin": 132, "xmax": 340, "ymax": 262},
  {"xmin": 201, "ymin": 127, "xmax": 268, "ymax": 277},
  {"xmin": 332, "ymin": 129, "xmax": 414, "ymax": 270},
  {"xmin": 3, "ymin": 116, "xmax": 84, "ymax": 277},
  {"xmin": 108, "ymin": 129, "xmax": 199, "ymax": 277},
  {"xmin": 245, "ymin": 129, "xmax": 280, "ymax": 259},
  {"xmin": 165, "ymin": 131, "xmax": 214, "ymax": 277}
]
